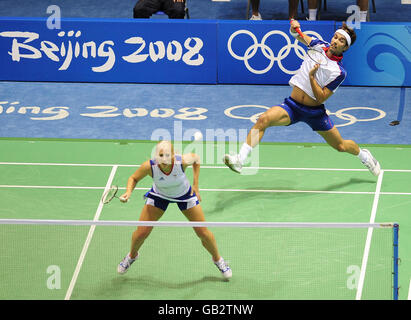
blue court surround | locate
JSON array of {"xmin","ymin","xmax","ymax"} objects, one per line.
[{"xmin": 0, "ymin": 81, "xmax": 409, "ymax": 144}]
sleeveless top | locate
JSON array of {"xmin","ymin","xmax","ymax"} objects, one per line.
[{"xmin": 150, "ymin": 155, "xmax": 190, "ymax": 198}]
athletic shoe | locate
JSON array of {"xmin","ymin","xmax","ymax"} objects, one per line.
[
  {"xmin": 361, "ymin": 149, "xmax": 381, "ymax": 176},
  {"xmin": 214, "ymin": 257, "xmax": 232, "ymax": 280},
  {"xmin": 117, "ymin": 253, "xmax": 137, "ymax": 275},
  {"xmin": 249, "ymin": 13, "xmax": 262, "ymax": 20},
  {"xmin": 223, "ymin": 154, "xmax": 242, "ymax": 174}
]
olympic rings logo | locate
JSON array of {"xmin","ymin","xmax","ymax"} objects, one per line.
[
  {"xmin": 224, "ymin": 105, "xmax": 386, "ymax": 127},
  {"xmin": 326, "ymin": 107, "xmax": 386, "ymax": 127},
  {"xmin": 227, "ymin": 29, "xmax": 323, "ymax": 75}
]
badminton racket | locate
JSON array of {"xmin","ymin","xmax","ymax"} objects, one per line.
[
  {"xmin": 295, "ymin": 26, "xmax": 328, "ymax": 66},
  {"xmin": 101, "ymin": 185, "xmax": 128, "ymax": 204}
]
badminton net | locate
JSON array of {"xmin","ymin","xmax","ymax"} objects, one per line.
[{"xmin": 0, "ymin": 219, "xmax": 399, "ymax": 300}]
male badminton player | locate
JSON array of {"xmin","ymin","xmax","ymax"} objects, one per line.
[
  {"xmin": 224, "ymin": 20, "xmax": 381, "ymax": 176},
  {"xmin": 117, "ymin": 140, "xmax": 232, "ymax": 279}
]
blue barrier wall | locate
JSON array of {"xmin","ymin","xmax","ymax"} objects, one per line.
[
  {"xmin": 217, "ymin": 20, "xmax": 335, "ymax": 84},
  {"xmin": 0, "ymin": 18, "xmax": 217, "ymax": 83},
  {"xmin": 0, "ymin": 18, "xmax": 410, "ymax": 86},
  {"xmin": 343, "ymin": 23, "xmax": 411, "ymax": 87}
]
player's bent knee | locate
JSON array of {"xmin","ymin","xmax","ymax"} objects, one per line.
[
  {"xmin": 255, "ymin": 113, "xmax": 271, "ymax": 129},
  {"xmin": 335, "ymin": 143, "xmax": 346, "ymax": 152}
]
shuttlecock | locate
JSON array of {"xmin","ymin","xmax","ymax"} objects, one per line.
[{"xmin": 193, "ymin": 131, "xmax": 203, "ymax": 141}]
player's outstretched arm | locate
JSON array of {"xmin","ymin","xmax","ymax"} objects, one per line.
[
  {"xmin": 290, "ymin": 19, "xmax": 313, "ymax": 47},
  {"xmin": 120, "ymin": 160, "xmax": 151, "ymax": 202}
]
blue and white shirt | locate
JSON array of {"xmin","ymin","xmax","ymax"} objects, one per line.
[
  {"xmin": 289, "ymin": 38, "xmax": 347, "ymax": 101},
  {"xmin": 150, "ymin": 155, "xmax": 191, "ymax": 199}
]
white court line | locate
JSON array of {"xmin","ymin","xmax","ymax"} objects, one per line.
[
  {"xmin": 1, "ymin": 184, "xmax": 411, "ymax": 196},
  {"xmin": 64, "ymin": 165, "xmax": 118, "ymax": 300},
  {"xmin": 0, "ymin": 162, "xmax": 136, "ymax": 167},
  {"xmin": 356, "ymin": 171, "xmax": 384, "ymax": 300},
  {"xmin": 0, "ymin": 185, "xmax": 104, "ymax": 190},
  {"xmin": 408, "ymin": 279, "xmax": 411, "ymax": 300},
  {"xmin": 1, "ymin": 161, "xmax": 411, "ymax": 172}
]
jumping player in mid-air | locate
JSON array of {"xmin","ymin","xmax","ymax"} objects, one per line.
[{"xmin": 224, "ymin": 19, "xmax": 381, "ymax": 177}]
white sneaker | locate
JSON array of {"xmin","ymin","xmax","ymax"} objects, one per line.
[
  {"xmin": 361, "ymin": 149, "xmax": 381, "ymax": 176},
  {"xmin": 249, "ymin": 13, "xmax": 262, "ymax": 20},
  {"xmin": 117, "ymin": 253, "xmax": 137, "ymax": 275},
  {"xmin": 223, "ymin": 154, "xmax": 242, "ymax": 174},
  {"xmin": 214, "ymin": 257, "xmax": 232, "ymax": 280}
]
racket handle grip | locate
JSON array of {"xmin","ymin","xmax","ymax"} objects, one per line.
[{"xmin": 290, "ymin": 19, "xmax": 304, "ymax": 38}]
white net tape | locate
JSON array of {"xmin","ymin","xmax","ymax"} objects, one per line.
[{"xmin": 0, "ymin": 219, "xmax": 395, "ymax": 228}]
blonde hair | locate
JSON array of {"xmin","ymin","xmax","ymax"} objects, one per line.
[
  {"xmin": 154, "ymin": 140, "xmax": 174, "ymax": 165},
  {"xmin": 155, "ymin": 140, "xmax": 174, "ymax": 155}
]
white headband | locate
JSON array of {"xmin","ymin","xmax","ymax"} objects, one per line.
[{"xmin": 336, "ymin": 29, "xmax": 351, "ymax": 47}]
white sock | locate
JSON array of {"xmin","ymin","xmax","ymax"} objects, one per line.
[
  {"xmin": 309, "ymin": 9, "xmax": 317, "ymax": 21},
  {"xmin": 238, "ymin": 143, "xmax": 252, "ymax": 164},
  {"xmin": 214, "ymin": 257, "xmax": 223, "ymax": 264},
  {"xmin": 360, "ymin": 11, "xmax": 367, "ymax": 22},
  {"xmin": 357, "ymin": 149, "xmax": 369, "ymax": 162}
]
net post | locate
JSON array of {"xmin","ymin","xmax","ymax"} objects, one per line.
[{"xmin": 393, "ymin": 223, "xmax": 399, "ymax": 300}]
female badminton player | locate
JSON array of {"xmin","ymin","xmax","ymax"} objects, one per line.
[
  {"xmin": 224, "ymin": 20, "xmax": 381, "ymax": 177},
  {"xmin": 117, "ymin": 140, "xmax": 232, "ymax": 279}
]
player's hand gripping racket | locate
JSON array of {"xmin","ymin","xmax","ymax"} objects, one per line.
[
  {"xmin": 292, "ymin": 21, "xmax": 328, "ymax": 66},
  {"xmin": 101, "ymin": 185, "xmax": 128, "ymax": 204}
]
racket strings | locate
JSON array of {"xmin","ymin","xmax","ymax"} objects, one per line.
[
  {"xmin": 102, "ymin": 185, "xmax": 118, "ymax": 204},
  {"xmin": 307, "ymin": 48, "xmax": 328, "ymax": 65}
]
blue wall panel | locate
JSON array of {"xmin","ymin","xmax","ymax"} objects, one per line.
[
  {"xmin": 0, "ymin": 18, "xmax": 410, "ymax": 86},
  {"xmin": 217, "ymin": 20, "xmax": 335, "ymax": 84},
  {"xmin": 0, "ymin": 18, "xmax": 218, "ymax": 83},
  {"xmin": 343, "ymin": 23, "xmax": 411, "ymax": 87}
]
